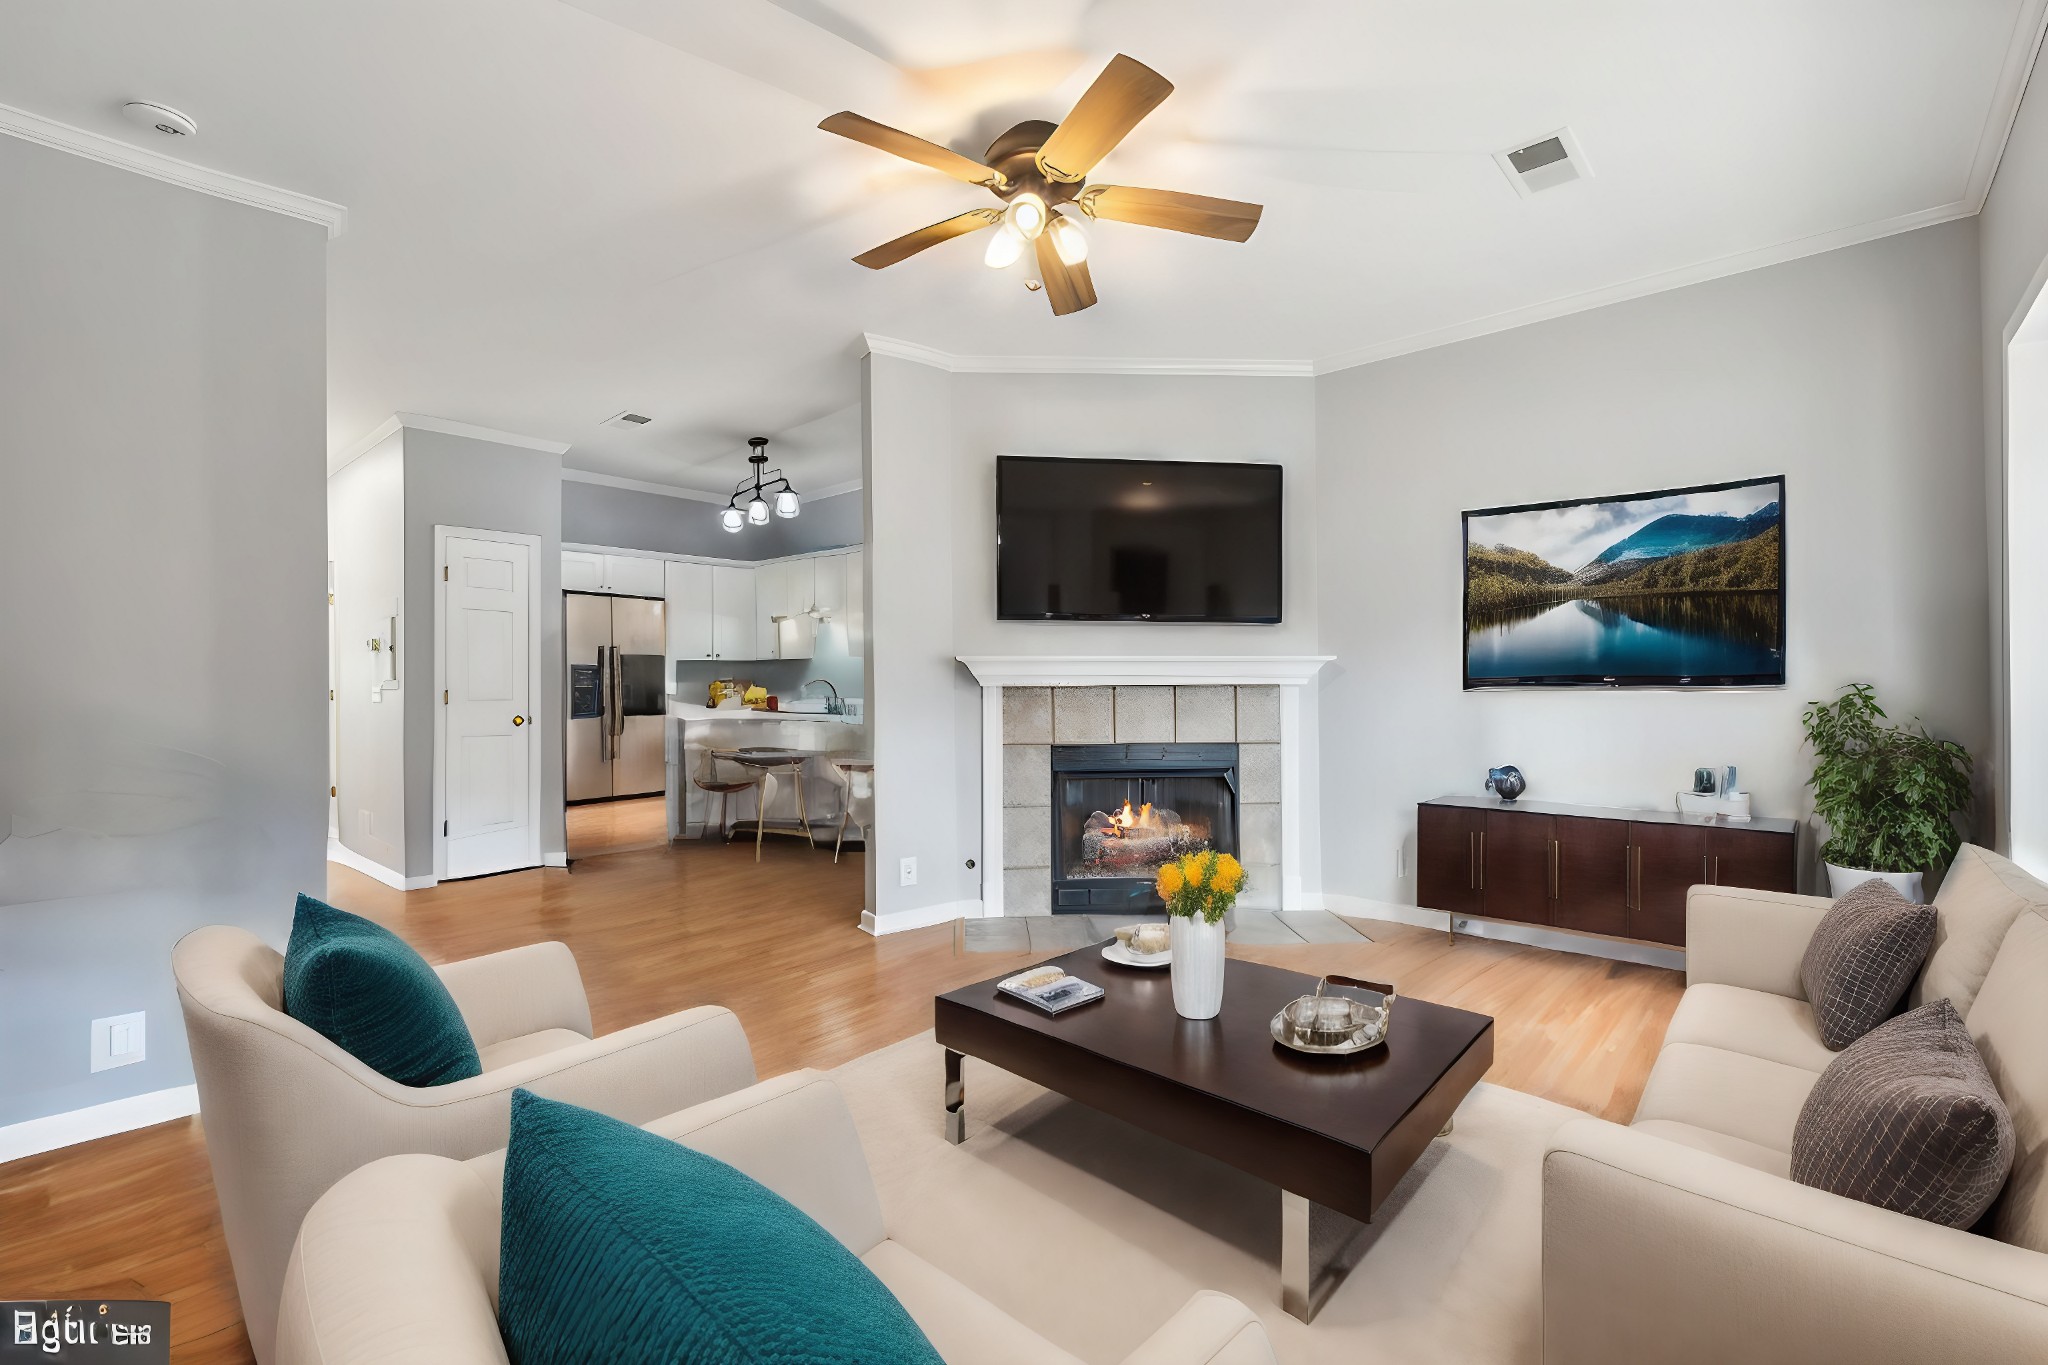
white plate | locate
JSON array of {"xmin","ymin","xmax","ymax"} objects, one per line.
[{"xmin": 1101, "ymin": 941, "xmax": 1171, "ymax": 969}]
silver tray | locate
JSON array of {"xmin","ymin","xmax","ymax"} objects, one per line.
[{"xmin": 1270, "ymin": 975, "xmax": 1394, "ymax": 1056}]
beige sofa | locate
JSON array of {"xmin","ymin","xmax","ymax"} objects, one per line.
[
  {"xmin": 173, "ymin": 927, "xmax": 758, "ymax": 1364},
  {"xmin": 1544, "ymin": 844, "xmax": 2048, "ymax": 1362},
  {"xmin": 277, "ymin": 1069, "xmax": 1278, "ymax": 1365}
]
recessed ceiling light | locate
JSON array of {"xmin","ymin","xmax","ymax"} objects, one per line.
[{"xmin": 122, "ymin": 102, "xmax": 196, "ymax": 138}]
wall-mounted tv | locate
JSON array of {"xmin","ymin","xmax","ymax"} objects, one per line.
[
  {"xmin": 996, "ymin": 455, "xmax": 1283, "ymax": 624},
  {"xmin": 1463, "ymin": 475, "xmax": 1785, "ymax": 689}
]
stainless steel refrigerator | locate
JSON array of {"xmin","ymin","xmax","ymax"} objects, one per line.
[{"xmin": 565, "ymin": 592, "xmax": 667, "ymax": 801}]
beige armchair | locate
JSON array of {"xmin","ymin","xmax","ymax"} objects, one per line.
[
  {"xmin": 277, "ymin": 1070, "xmax": 1278, "ymax": 1365},
  {"xmin": 173, "ymin": 926, "xmax": 757, "ymax": 1364}
]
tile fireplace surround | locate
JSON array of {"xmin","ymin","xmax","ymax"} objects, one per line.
[{"xmin": 957, "ymin": 657, "xmax": 1331, "ymax": 917}]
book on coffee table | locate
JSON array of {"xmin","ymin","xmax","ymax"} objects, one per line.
[{"xmin": 997, "ymin": 970, "xmax": 1104, "ymax": 1015}]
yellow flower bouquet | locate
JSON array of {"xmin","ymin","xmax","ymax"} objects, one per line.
[{"xmin": 1155, "ymin": 850, "xmax": 1246, "ymax": 925}]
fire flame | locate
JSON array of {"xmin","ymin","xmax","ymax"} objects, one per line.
[{"xmin": 1106, "ymin": 800, "xmax": 1159, "ymax": 837}]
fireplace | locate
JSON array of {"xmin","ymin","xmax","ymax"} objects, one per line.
[{"xmin": 1050, "ymin": 743, "xmax": 1239, "ymax": 912}]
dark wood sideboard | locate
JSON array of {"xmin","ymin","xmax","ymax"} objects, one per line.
[{"xmin": 1416, "ymin": 795, "xmax": 1799, "ymax": 947}]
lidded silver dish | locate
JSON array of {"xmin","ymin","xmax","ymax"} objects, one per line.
[{"xmin": 1271, "ymin": 975, "xmax": 1395, "ymax": 1055}]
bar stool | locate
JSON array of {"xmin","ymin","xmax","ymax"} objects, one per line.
[
  {"xmin": 691, "ymin": 747, "xmax": 762, "ymax": 846},
  {"xmin": 824, "ymin": 759, "xmax": 873, "ymax": 863}
]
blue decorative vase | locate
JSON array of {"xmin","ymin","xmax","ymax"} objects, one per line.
[{"xmin": 1486, "ymin": 766, "xmax": 1527, "ymax": 801}]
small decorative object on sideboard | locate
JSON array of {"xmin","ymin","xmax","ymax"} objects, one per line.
[
  {"xmin": 1485, "ymin": 765, "xmax": 1526, "ymax": 801},
  {"xmin": 1803, "ymin": 683, "xmax": 1973, "ymax": 904},
  {"xmin": 1692, "ymin": 767, "xmax": 1719, "ymax": 795},
  {"xmin": 1157, "ymin": 851, "xmax": 1245, "ymax": 1020},
  {"xmin": 1271, "ymin": 975, "xmax": 1395, "ymax": 1055}
]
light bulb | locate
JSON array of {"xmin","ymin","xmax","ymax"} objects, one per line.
[
  {"xmin": 1005, "ymin": 192, "xmax": 1048, "ymax": 240},
  {"xmin": 983, "ymin": 225, "xmax": 1024, "ymax": 269},
  {"xmin": 1049, "ymin": 215, "xmax": 1088, "ymax": 266},
  {"xmin": 720, "ymin": 506, "xmax": 744, "ymax": 533},
  {"xmin": 747, "ymin": 496, "xmax": 770, "ymax": 525},
  {"xmin": 774, "ymin": 489, "xmax": 800, "ymax": 519}
]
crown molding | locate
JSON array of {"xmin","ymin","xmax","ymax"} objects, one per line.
[
  {"xmin": 1311, "ymin": 200, "xmax": 1978, "ymax": 376},
  {"xmin": 957, "ymin": 655, "xmax": 1333, "ymax": 688},
  {"xmin": 0, "ymin": 102, "xmax": 347, "ymax": 237},
  {"xmin": 563, "ymin": 467, "xmax": 726, "ymax": 503},
  {"xmin": 863, "ymin": 333, "xmax": 1313, "ymax": 378},
  {"xmin": 1968, "ymin": 0, "xmax": 2048, "ymax": 210},
  {"xmin": 331, "ymin": 413, "xmax": 568, "ymax": 473}
]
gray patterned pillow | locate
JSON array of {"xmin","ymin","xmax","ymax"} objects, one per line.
[
  {"xmin": 1791, "ymin": 999, "xmax": 2014, "ymax": 1228},
  {"xmin": 1800, "ymin": 879, "xmax": 1936, "ymax": 1049}
]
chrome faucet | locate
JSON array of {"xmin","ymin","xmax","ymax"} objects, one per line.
[{"xmin": 800, "ymin": 678, "xmax": 842, "ymax": 714}]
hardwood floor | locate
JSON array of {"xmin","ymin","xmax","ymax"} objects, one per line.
[
  {"xmin": 564, "ymin": 794, "xmax": 670, "ymax": 859},
  {"xmin": 0, "ymin": 841, "xmax": 1681, "ymax": 1364}
]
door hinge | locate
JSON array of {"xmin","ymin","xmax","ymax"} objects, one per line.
[
  {"xmin": 443, "ymin": 689, "xmax": 449, "ymax": 704},
  {"xmin": 443, "ymin": 819, "xmax": 448, "ymax": 836},
  {"xmin": 330, "ymin": 785, "xmax": 336, "ymax": 797},
  {"xmin": 327, "ymin": 592, "xmax": 335, "ymax": 605},
  {"xmin": 443, "ymin": 565, "xmax": 449, "ymax": 581},
  {"xmin": 329, "ymin": 689, "xmax": 335, "ymax": 701}
]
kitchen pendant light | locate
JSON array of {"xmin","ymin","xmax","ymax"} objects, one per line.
[{"xmin": 722, "ymin": 437, "xmax": 800, "ymax": 534}]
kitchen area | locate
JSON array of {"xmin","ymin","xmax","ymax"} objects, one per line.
[{"xmin": 561, "ymin": 537, "xmax": 867, "ymax": 860}]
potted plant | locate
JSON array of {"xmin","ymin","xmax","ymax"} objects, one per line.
[
  {"xmin": 1156, "ymin": 851, "xmax": 1246, "ymax": 1020},
  {"xmin": 1801, "ymin": 682, "xmax": 1973, "ymax": 902}
]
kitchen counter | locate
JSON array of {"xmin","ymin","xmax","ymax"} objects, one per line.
[
  {"xmin": 668, "ymin": 701, "xmax": 867, "ymax": 841},
  {"xmin": 669, "ymin": 701, "xmax": 862, "ymax": 723}
]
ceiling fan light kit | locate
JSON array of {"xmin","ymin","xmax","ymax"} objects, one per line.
[
  {"xmin": 820, "ymin": 53, "xmax": 1262, "ymax": 315},
  {"xmin": 723, "ymin": 437, "xmax": 799, "ymax": 533}
]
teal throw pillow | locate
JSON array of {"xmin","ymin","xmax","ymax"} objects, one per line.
[
  {"xmin": 498, "ymin": 1089, "xmax": 943, "ymax": 1365},
  {"xmin": 281, "ymin": 892, "xmax": 482, "ymax": 1086}
]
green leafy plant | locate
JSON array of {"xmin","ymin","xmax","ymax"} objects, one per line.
[{"xmin": 1801, "ymin": 683, "xmax": 1973, "ymax": 873}]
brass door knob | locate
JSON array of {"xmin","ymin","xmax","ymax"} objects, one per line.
[{"xmin": 512, "ymin": 715, "xmax": 526, "ymax": 726}]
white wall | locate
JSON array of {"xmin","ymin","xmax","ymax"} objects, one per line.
[
  {"xmin": 2008, "ymin": 334, "xmax": 2048, "ymax": 870},
  {"xmin": 1315, "ymin": 219, "xmax": 1988, "ymax": 906},
  {"xmin": 327, "ymin": 432, "xmax": 407, "ymax": 875},
  {"xmin": 0, "ymin": 137, "xmax": 327, "ymax": 1128},
  {"xmin": 1979, "ymin": 39, "xmax": 2048, "ymax": 859}
]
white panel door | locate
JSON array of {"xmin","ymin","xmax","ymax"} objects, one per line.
[
  {"xmin": 602, "ymin": 553, "xmax": 665, "ymax": 597},
  {"xmin": 561, "ymin": 550, "xmax": 603, "ymax": 592},
  {"xmin": 845, "ymin": 549, "xmax": 865, "ymax": 658},
  {"xmin": 666, "ymin": 560, "xmax": 714, "ymax": 666},
  {"xmin": 711, "ymin": 565, "xmax": 754, "ymax": 660},
  {"xmin": 445, "ymin": 536, "xmax": 536, "ymax": 877}
]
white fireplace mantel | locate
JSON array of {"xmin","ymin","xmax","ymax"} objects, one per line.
[
  {"xmin": 957, "ymin": 655, "xmax": 1333, "ymax": 688},
  {"xmin": 962, "ymin": 656, "xmax": 1331, "ymax": 918}
]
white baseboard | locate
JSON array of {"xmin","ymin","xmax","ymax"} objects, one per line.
[
  {"xmin": 327, "ymin": 838, "xmax": 437, "ymax": 890},
  {"xmin": 860, "ymin": 898, "xmax": 983, "ymax": 936},
  {"xmin": 1324, "ymin": 894, "xmax": 1687, "ymax": 971},
  {"xmin": 0, "ymin": 1084, "xmax": 199, "ymax": 1164},
  {"xmin": 542, "ymin": 851, "xmax": 569, "ymax": 868}
]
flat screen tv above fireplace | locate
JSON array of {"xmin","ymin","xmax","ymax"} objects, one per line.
[{"xmin": 996, "ymin": 455, "xmax": 1282, "ymax": 623}]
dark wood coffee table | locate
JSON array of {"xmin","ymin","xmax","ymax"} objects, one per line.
[{"xmin": 934, "ymin": 947, "xmax": 1494, "ymax": 1321}]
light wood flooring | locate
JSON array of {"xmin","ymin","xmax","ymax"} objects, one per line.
[
  {"xmin": 0, "ymin": 840, "xmax": 1682, "ymax": 1364},
  {"xmin": 564, "ymin": 794, "xmax": 670, "ymax": 859}
]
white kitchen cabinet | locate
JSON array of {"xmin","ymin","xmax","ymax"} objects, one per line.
[
  {"xmin": 753, "ymin": 560, "xmax": 784, "ymax": 659},
  {"xmin": 602, "ymin": 553, "xmax": 666, "ymax": 597},
  {"xmin": 811, "ymin": 552, "xmax": 845, "ymax": 617},
  {"xmin": 665, "ymin": 561, "xmax": 714, "ymax": 671},
  {"xmin": 753, "ymin": 559, "xmax": 815, "ymax": 661},
  {"xmin": 710, "ymin": 564, "xmax": 755, "ymax": 661},
  {"xmin": 561, "ymin": 550, "xmax": 604, "ymax": 592},
  {"xmin": 845, "ymin": 549, "xmax": 865, "ymax": 657}
]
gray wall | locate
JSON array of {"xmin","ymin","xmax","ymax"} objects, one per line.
[
  {"xmin": 402, "ymin": 429, "xmax": 567, "ymax": 877},
  {"xmin": 1313, "ymin": 219, "xmax": 1988, "ymax": 908},
  {"xmin": 1978, "ymin": 40, "xmax": 2048, "ymax": 857},
  {"xmin": 564, "ymin": 481, "xmax": 863, "ymax": 560},
  {"xmin": 0, "ymin": 138, "xmax": 328, "ymax": 1127}
]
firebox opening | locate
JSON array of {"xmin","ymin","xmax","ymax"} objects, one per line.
[{"xmin": 1049, "ymin": 744, "xmax": 1240, "ymax": 912}]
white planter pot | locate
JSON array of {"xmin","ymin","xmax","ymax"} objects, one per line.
[
  {"xmin": 1169, "ymin": 915, "xmax": 1227, "ymax": 1020},
  {"xmin": 1825, "ymin": 862, "xmax": 1926, "ymax": 904}
]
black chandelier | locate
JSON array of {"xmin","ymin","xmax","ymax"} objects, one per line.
[{"xmin": 720, "ymin": 437, "xmax": 800, "ymax": 533}]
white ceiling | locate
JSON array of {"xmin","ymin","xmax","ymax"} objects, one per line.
[{"xmin": 1, "ymin": 0, "xmax": 2040, "ymax": 493}]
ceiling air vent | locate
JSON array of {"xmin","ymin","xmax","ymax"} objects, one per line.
[
  {"xmin": 1494, "ymin": 128, "xmax": 1590, "ymax": 198},
  {"xmin": 602, "ymin": 411, "xmax": 653, "ymax": 430}
]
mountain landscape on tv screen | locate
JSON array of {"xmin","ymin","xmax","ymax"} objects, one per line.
[{"xmin": 1464, "ymin": 483, "xmax": 1784, "ymax": 685}]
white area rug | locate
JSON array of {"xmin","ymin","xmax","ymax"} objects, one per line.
[{"xmin": 832, "ymin": 1032, "xmax": 1585, "ymax": 1364}]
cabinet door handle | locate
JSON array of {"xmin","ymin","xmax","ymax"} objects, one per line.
[
  {"xmin": 1550, "ymin": 838, "xmax": 1560, "ymax": 900},
  {"xmin": 1634, "ymin": 846, "xmax": 1643, "ymax": 911},
  {"xmin": 1624, "ymin": 846, "xmax": 1635, "ymax": 910},
  {"xmin": 1702, "ymin": 854, "xmax": 1710, "ymax": 886},
  {"xmin": 1468, "ymin": 831, "xmax": 1477, "ymax": 890},
  {"xmin": 1712, "ymin": 854, "xmax": 1721, "ymax": 885},
  {"xmin": 1476, "ymin": 831, "xmax": 1486, "ymax": 891}
]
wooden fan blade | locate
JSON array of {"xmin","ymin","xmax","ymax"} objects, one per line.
[
  {"xmin": 1035, "ymin": 54, "xmax": 1173, "ymax": 183},
  {"xmin": 1082, "ymin": 186, "xmax": 1262, "ymax": 242},
  {"xmin": 818, "ymin": 112, "xmax": 1002, "ymax": 187},
  {"xmin": 1034, "ymin": 228, "xmax": 1097, "ymax": 316},
  {"xmin": 852, "ymin": 209, "xmax": 1001, "ymax": 269}
]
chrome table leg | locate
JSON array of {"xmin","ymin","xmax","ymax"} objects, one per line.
[{"xmin": 943, "ymin": 1048, "xmax": 966, "ymax": 1144}]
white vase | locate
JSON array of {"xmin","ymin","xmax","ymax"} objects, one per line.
[
  {"xmin": 1825, "ymin": 862, "xmax": 1926, "ymax": 904},
  {"xmin": 1169, "ymin": 915, "xmax": 1227, "ymax": 1020}
]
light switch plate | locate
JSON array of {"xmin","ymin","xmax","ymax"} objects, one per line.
[
  {"xmin": 92, "ymin": 1011, "xmax": 146, "ymax": 1072},
  {"xmin": 899, "ymin": 856, "xmax": 918, "ymax": 887}
]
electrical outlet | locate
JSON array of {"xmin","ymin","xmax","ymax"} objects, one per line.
[
  {"xmin": 91, "ymin": 1012, "xmax": 146, "ymax": 1073},
  {"xmin": 899, "ymin": 856, "xmax": 918, "ymax": 887}
]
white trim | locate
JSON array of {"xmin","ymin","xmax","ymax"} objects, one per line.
[
  {"xmin": 1312, "ymin": 201, "xmax": 1978, "ymax": 374},
  {"xmin": 396, "ymin": 413, "xmax": 569, "ymax": 454},
  {"xmin": 807, "ymin": 478, "xmax": 864, "ymax": 500},
  {"xmin": 332, "ymin": 416, "xmax": 404, "ymax": 474},
  {"xmin": 1969, "ymin": 0, "xmax": 2048, "ymax": 209},
  {"xmin": 433, "ymin": 526, "xmax": 545, "ymax": 882},
  {"xmin": 860, "ymin": 898, "xmax": 982, "ymax": 936},
  {"xmin": 542, "ymin": 851, "xmax": 570, "ymax": 868},
  {"xmin": 0, "ymin": 102, "xmax": 347, "ymax": 237},
  {"xmin": 957, "ymin": 656, "xmax": 1332, "ymax": 687},
  {"xmin": 0, "ymin": 1085, "xmax": 200, "ymax": 1164},
  {"xmin": 980, "ymin": 685, "xmax": 1005, "ymax": 918},
  {"xmin": 563, "ymin": 468, "xmax": 727, "ymax": 503},
  {"xmin": 328, "ymin": 837, "xmax": 436, "ymax": 890},
  {"xmin": 864, "ymin": 333, "xmax": 1314, "ymax": 378},
  {"xmin": 1325, "ymin": 894, "xmax": 1688, "ymax": 971}
]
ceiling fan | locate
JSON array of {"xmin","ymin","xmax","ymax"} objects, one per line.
[{"xmin": 819, "ymin": 54, "xmax": 1263, "ymax": 316}]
